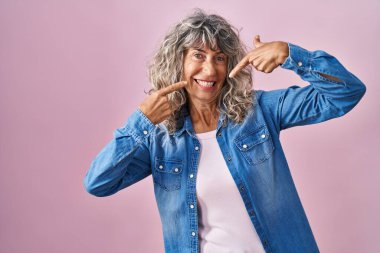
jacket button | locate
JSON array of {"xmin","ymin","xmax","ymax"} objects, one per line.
[
  {"xmin": 143, "ymin": 130, "xmax": 148, "ymax": 135},
  {"xmin": 242, "ymin": 144, "xmax": 248, "ymax": 149},
  {"xmin": 174, "ymin": 168, "xmax": 179, "ymax": 172},
  {"xmin": 261, "ymin": 134, "xmax": 266, "ymax": 138},
  {"xmin": 190, "ymin": 204, "xmax": 194, "ymax": 209},
  {"xmin": 195, "ymin": 146, "xmax": 199, "ymax": 151},
  {"xmin": 298, "ymin": 61, "xmax": 302, "ymax": 67},
  {"xmin": 159, "ymin": 165, "xmax": 163, "ymax": 169},
  {"xmin": 189, "ymin": 174, "xmax": 194, "ymax": 178},
  {"xmin": 191, "ymin": 232, "xmax": 196, "ymax": 236}
]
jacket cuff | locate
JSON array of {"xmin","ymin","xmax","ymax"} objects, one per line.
[
  {"xmin": 280, "ymin": 42, "xmax": 312, "ymax": 72},
  {"xmin": 114, "ymin": 108, "xmax": 156, "ymax": 143}
]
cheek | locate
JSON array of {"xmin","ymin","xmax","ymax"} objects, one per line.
[
  {"xmin": 182, "ymin": 65, "xmax": 191, "ymax": 79},
  {"xmin": 183, "ymin": 61, "xmax": 200, "ymax": 77},
  {"xmin": 218, "ymin": 71, "xmax": 227, "ymax": 83},
  {"xmin": 218, "ymin": 67, "xmax": 228, "ymax": 80}
]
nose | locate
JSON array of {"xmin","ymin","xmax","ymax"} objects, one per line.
[{"xmin": 202, "ymin": 59, "xmax": 217, "ymax": 77}]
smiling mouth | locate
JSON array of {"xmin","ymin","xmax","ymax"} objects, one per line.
[{"xmin": 194, "ymin": 79, "xmax": 216, "ymax": 88}]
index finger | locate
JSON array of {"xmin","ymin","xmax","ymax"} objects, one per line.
[
  {"xmin": 229, "ymin": 56, "xmax": 250, "ymax": 78},
  {"xmin": 158, "ymin": 81, "xmax": 188, "ymax": 96}
]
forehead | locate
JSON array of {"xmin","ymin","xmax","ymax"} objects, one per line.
[{"xmin": 184, "ymin": 36, "xmax": 224, "ymax": 53}]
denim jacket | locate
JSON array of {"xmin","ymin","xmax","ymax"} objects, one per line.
[{"xmin": 84, "ymin": 43, "xmax": 366, "ymax": 253}]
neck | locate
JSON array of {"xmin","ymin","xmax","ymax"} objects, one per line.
[{"xmin": 187, "ymin": 97, "xmax": 220, "ymax": 133}]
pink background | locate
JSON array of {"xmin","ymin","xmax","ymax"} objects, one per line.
[{"xmin": 1, "ymin": 0, "xmax": 379, "ymax": 252}]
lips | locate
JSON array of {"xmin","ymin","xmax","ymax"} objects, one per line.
[
  {"xmin": 194, "ymin": 79, "xmax": 216, "ymax": 91},
  {"xmin": 195, "ymin": 79, "xmax": 215, "ymax": 87}
]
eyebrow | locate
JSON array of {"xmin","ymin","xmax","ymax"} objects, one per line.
[{"xmin": 193, "ymin": 48, "xmax": 224, "ymax": 54}]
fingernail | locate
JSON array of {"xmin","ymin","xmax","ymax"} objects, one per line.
[{"xmin": 229, "ymin": 73, "xmax": 234, "ymax": 78}]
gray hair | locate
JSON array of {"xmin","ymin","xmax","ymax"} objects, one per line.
[{"xmin": 148, "ymin": 9, "xmax": 254, "ymax": 134}]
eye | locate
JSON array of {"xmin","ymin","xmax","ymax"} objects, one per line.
[
  {"xmin": 194, "ymin": 53, "xmax": 204, "ymax": 60},
  {"xmin": 216, "ymin": 55, "xmax": 226, "ymax": 62}
]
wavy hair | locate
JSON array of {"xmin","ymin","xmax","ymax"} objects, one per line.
[{"xmin": 148, "ymin": 9, "xmax": 254, "ymax": 134}]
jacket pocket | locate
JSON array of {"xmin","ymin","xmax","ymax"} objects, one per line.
[
  {"xmin": 234, "ymin": 125, "xmax": 274, "ymax": 165},
  {"xmin": 153, "ymin": 157, "xmax": 183, "ymax": 191}
]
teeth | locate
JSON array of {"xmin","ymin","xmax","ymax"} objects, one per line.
[{"xmin": 196, "ymin": 79, "xmax": 215, "ymax": 87}]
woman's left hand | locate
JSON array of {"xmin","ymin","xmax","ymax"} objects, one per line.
[{"xmin": 229, "ymin": 35, "xmax": 289, "ymax": 78}]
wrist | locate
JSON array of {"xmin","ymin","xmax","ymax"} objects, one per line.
[{"xmin": 277, "ymin": 42, "xmax": 289, "ymax": 65}]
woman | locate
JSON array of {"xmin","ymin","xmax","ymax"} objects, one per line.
[{"xmin": 84, "ymin": 10, "xmax": 366, "ymax": 253}]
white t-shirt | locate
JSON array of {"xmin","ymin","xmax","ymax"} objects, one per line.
[{"xmin": 195, "ymin": 130, "xmax": 265, "ymax": 253}]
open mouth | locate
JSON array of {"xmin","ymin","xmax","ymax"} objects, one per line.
[{"xmin": 194, "ymin": 79, "xmax": 216, "ymax": 88}]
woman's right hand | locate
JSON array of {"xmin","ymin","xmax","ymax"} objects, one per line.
[{"xmin": 139, "ymin": 81, "xmax": 188, "ymax": 125}]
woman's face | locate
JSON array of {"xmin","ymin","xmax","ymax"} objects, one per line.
[{"xmin": 182, "ymin": 45, "xmax": 228, "ymax": 105}]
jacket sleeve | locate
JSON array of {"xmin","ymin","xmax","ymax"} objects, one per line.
[
  {"xmin": 83, "ymin": 109, "xmax": 155, "ymax": 197},
  {"xmin": 259, "ymin": 43, "xmax": 366, "ymax": 131}
]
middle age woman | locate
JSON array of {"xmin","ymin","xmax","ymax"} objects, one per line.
[{"xmin": 84, "ymin": 9, "xmax": 366, "ymax": 253}]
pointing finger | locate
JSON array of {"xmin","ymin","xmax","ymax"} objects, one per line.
[
  {"xmin": 159, "ymin": 81, "xmax": 188, "ymax": 96},
  {"xmin": 229, "ymin": 55, "xmax": 250, "ymax": 78}
]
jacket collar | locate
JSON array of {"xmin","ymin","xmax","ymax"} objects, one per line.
[{"xmin": 172, "ymin": 104, "xmax": 227, "ymax": 138}]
